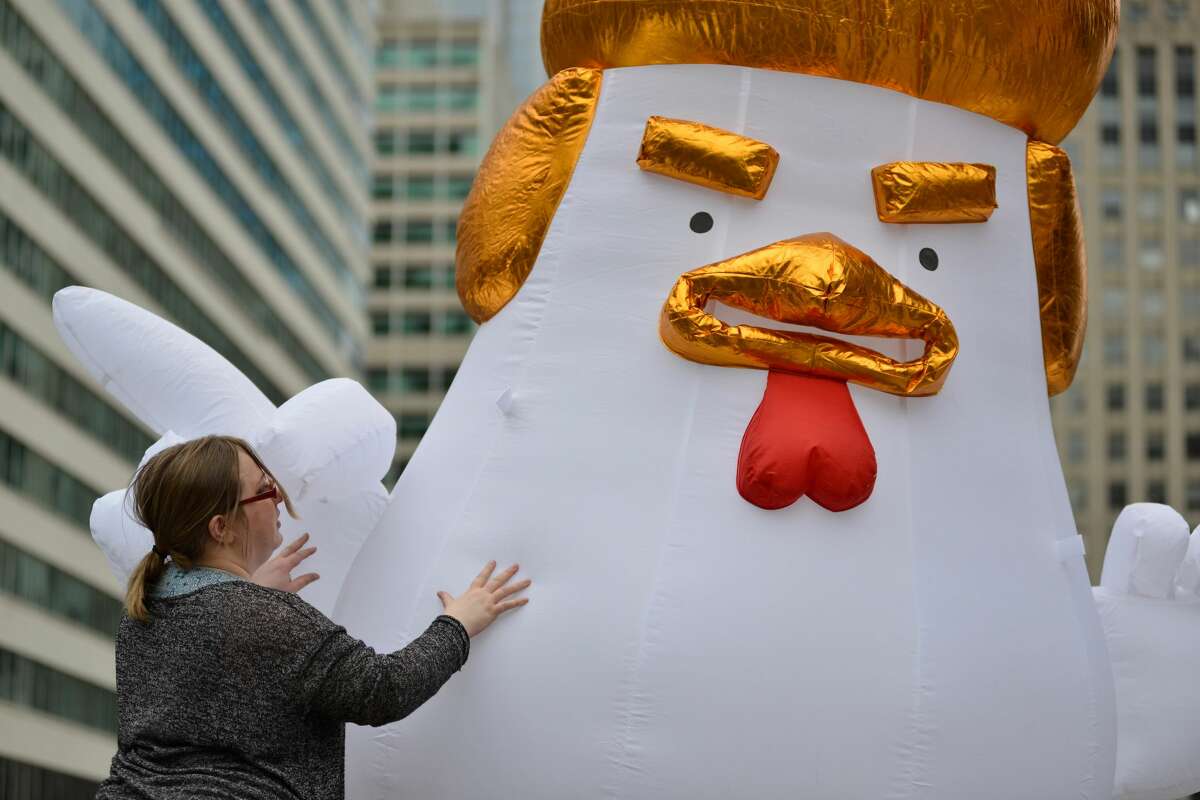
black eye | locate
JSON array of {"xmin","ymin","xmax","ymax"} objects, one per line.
[
  {"xmin": 919, "ymin": 247, "xmax": 939, "ymax": 271},
  {"xmin": 690, "ymin": 212, "xmax": 714, "ymax": 234}
]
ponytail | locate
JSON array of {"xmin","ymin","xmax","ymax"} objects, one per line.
[{"xmin": 125, "ymin": 548, "xmax": 168, "ymax": 623}]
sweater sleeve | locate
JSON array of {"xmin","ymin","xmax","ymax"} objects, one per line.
[{"xmin": 297, "ymin": 615, "xmax": 471, "ymax": 726}]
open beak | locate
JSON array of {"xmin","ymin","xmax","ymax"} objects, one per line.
[
  {"xmin": 659, "ymin": 233, "xmax": 958, "ymax": 513},
  {"xmin": 659, "ymin": 232, "xmax": 958, "ymax": 397}
]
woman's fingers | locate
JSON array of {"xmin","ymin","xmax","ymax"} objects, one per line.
[
  {"xmin": 289, "ymin": 572, "xmax": 319, "ymax": 592},
  {"xmin": 285, "ymin": 545, "xmax": 318, "ymax": 568},
  {"xmin": 437, "ymin": 591, "xmax": 453, "ymax": 609},
  {"xmin": 494, "ymin": 578, "xmax": 531, "ymax": 600},
  {"xmin": 471, "ymin": 560, "xmax": 497, "ymax": 588},
  {"xmin": 280, "ymin": 532, "xmax": 310, "ymax": 555},
  {"xmin": 486, "ymin": 563, "xmax": 520, "ymax": 591},
  {"xmin": 496, "ymin": 597, "xmax": 529, "ymax": 613}
]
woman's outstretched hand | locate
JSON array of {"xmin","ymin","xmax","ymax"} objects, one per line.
[
  {"xmin": 438, "ymin": 561, "xmax": 531, "ymax": 637},
  {"xmin": 252, "ymin": 532, "xmax": 320, "ymax": 593}
]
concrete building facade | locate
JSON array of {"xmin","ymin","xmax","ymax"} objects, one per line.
[
  {"xmin": 368, "ymin": 0, "xmax": 520, "ymax": 482},
  {"xmin": 1053, "ymin": 0, "xmax": 1200, "ymax": 581},
  {"xmin": 0, "ymin": 0, "xmax": 371, "ymax": 794}
]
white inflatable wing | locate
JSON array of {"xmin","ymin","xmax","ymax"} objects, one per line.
[
  {"xmin": 1094, "ymin": 504, "xmax": 1200, "ymax": 800},
  {"xmin": 52, "ymin": 286, "xmax": 274, "ymax": 440},
  {"xmin": 54, "ymin": 288, "xmax": 395, "ymax": 618}
]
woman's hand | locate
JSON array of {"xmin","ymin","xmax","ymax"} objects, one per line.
[
  {"xmin": 438, "ymin": 561, "xmax": 531, "ymax": 637},
  {"xmin": 251, "ymin": 532, "xmax": 320, "ymax": 593}
]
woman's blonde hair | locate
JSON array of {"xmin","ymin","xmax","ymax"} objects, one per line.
[{"xmin": 124, "ymin": 435, "xmax": 295, "ymax": 622}]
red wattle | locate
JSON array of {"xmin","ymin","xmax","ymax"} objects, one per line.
[{"xmin": 736, "ymin": 369, "xmax": 877, "ymax": 512}]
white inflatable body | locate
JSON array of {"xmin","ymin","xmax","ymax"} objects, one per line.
[
  {"xmin": 54, "ymin": 60, "xmax": 1200, "ymax": 800},
  {"xmin": 335, "ymin": 66, "xmax": 1115, "ymax": 799}
]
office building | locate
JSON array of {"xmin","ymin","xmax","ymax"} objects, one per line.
[
  {"xmin": 1053, "ymin": 0, "xmax": 1200, "ymax": 581},
  {"xmin": 369, "ymin": 0, "xmax": 519, "ymax": 481},
  {"xmin": 0, "ymin": 0, "xmax": 371, "ymax": 794}
]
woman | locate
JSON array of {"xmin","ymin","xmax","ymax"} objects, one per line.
[{"xmin": 96, "ymin": 435, "xmax": 529, "ymax": 799}]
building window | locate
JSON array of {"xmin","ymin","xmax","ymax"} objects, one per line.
[
  {"xmin": 1183, "ymin": 240, "xmax": 1200, "ymax": 271},
  {"xmin": 1138, "ymin": 187, "xmax": 1162, "ymax": 220},
  {"xmin": 1188, "ymin": 479, "xmax": 1200, "ymax": 510},
  {"xmin": 370, "ymin": 311, "xmax": 390, "ymax": 336},
  {"xmin": 0, "ymin": 648, "xmax": 116, "ymax": 733},
  {"xmin": 1145, "ymin": 382, "xmax": 1164, "ymax": 412},
  {"xmin": 447, "ymin": 174, "xmax": 474, "ymax": 200},
  {"xmin": 1168, "ymin": 0, "xmax": 1190, "ymax": 21},
  {"xmin": 1106, "ymin": 382, "xmax": 1126, "ymax": 411},
  {"xmin": 446, "ymin": 84, "xmax": 478, "ymax": 110},
  {"xmin": 1146, "ymin": 430, "xmax": 1166, "ymax": 461},
  {"xmin": 1103, "ymin": 287, "xmax": 1126, "ymax": 316},
  {"xmin": 404, "ymin": 174, "xmax": 435, "ymax": 200},
  {"xmin": 372, "ymin": 174, "xmax": 395, "ymax": 200},
  {"xmin": 1177, "ymin": 45, "xmax": 1196, "ymax": 97},
  {"xmin": 1143, "ymin": 330, "xmax": 1165, "ymax": 365},
  {"xmin": 1104, "ymin": 333, "xmax": 1127, "ymax": 365},
  {"xmin": 1101, "ymin": 188, "xmax": 1123, "ymax": 220},
  {"xmin": 446, "ymin": 129, "xmax": 479, "ymax": 155},
  {"xmin": 0, "ymin": 539, "xmax": 122, "ymax": 637},
  {"xmin": 1137, "ymin": 46, "xmax": 1157, "ymax": 96},
  {"xmin": 404, "ymin": 219, "xmax": 435, "ymax": 244},
  {"xmin": 1066, "ymin": 429, "xmax": 1086, "ymax": 464},
  {"xmin": 398, "ymin": 413, "xmax": 431, "ymax": 440},
  {"xmin": 373, "ymin": 266, "xmax": 392, "ymax": 289},
  {"xmin": 366, "ymin": 368, "xmax": 388, "ymax": 392},
  {"xmin": 0, "ymin": 322, "xmax": 153, "ymax": 463},
  {"xmin": 1187, "ymin": 431, "xmax": 1200, "ymax": 460},
  {"xmin": 0, "ymin": 430, "xmax": 99, "ymax": 530},
  {"xmin": 1139, "ymin": 238, "xmax": 1164, "ymax": 270},
  {"xmin": 1187, "ymin": 383, "xmax": 1200, "ymax": 410},
  {"xmin": 407, "ymin": 129, "xmax": 437, "ymax": 154},
  {"xmin": 441, "ymin": 366, "xmax": 458, "ymax": 391},
  {"xmin": 1181, "ymin": 189, "xmax": 1200, "ymax": 224},
  {"xmin": 1069, "ymin": 480, "xmax": 1088, "ymax": 514},
  {"xmin": 1102, "ymin": 236, "xmax": 1125, "ymax": 270},
  {"xmin": 399, "ymin": 367, "xmax": 431, "ymax": 393},
  {"xmin": 1184, "ymin": 334, "xmax": 1200, "ymax": 362},
  {"xmin": 1107, "ymin": 431, "xmax": 1127, "ymax": 462},
  {"xmin": 0, "ymin": 756, "xmax": 99, "ymax": 800},
  {"xmin": 1108, "ymin": 481, "xmax": 1128, "ymax": 509},
  {"xmin": 1146, "ymin": 480, "xmax": 1167, "ymax": 504},
  {"xmin": 372, "ymin": 221, "xmax": 394, "ymax": 244},
  {"xmin": 402, "ymin": 311, "xmax": 433, "ymax": 335},
  {"xmin": 440, "ymin": 310, "xmax": 475, "ymax": 335},
  {"xmin": 449, "ymin": 39, "xmax": 479, "ymax": 66},
  {"xmin": 1101, "ymin": 51, "xmax": 1119, "ymax": 97},
  {"xmin": 404, "ymin": 264, "xmax": 435, "ymax": 290}
]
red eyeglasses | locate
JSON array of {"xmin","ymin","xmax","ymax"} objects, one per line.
[{"xmin": 238, "ymin": 481, "xmax": 279, "ymax": 506}]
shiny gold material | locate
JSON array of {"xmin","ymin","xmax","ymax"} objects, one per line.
[
  {"xmin": 542, "ymin": 0, "xmax": 1119, "ymax": 145},
  {"xmin": 660, "ymin": 233, "xmax": 958, "ymax": 396},
  {"xmin": 637, "ymin": 116, "xmax": 780, "ymax": 200},
  {"xmin": 871, "ymin": 162, "xmax": 997, "ymax": 224},
  {"xmin": 1027, "ymin": 141, "xmax": 1087, "ymax": 396},
  {"xmin": 456, "ymin": 68, "xmax": 603, "ymax": 322}
]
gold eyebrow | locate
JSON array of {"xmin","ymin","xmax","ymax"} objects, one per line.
[
  {"xmin": 871, "ymin": 162, "xmax": 997, "ymax": 223},
  {"xmin": 636, "ymin": 116, "xmax": 779, "ymax": 201}
]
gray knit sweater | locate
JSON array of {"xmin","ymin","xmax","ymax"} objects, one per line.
[{"xmin": 95, "ymin": 580, "xmax": 469, "ymax": 799}]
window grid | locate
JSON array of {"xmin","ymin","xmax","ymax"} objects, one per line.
[
  {"xmin": 292, "ymin": 0, "xmax": 365, "ymax": 115},
  {"xmin": 0, "ymin": 756, "xmax": 98, "ymax": 800},
  {"xmin": 0, "ymin": 4, "xmax": 329, "ymax": 387},
  {"xmin": 0, "ymin": 110, "xmax": 290, "ymax": 401},
  {"xmin": 0, "ymin": 320, "xmax": 154, "ymax": 463},
  {"xmin": 243, "ymin": 0, "xmax": 366, "ymax": 185},
  {"xmin": 195, "ymin": 0, "xmax": 364, "ymax": 243},
  {"xmin": 126, "ymin": 0, "xmax": 362, "ymax": 305},
  {"xmin": 0, "ymin": 648, "xmax": 117, "ymax": 733},
  {"xmin": 0, "ymin": 427, "xmax": 101, "ymax": 531},
  {"xmin": 0, "ymin": 538, "xmax": 123, "ymax": 638}
]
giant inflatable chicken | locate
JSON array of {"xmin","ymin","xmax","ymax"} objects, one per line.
[{"xmin": 54, "ymin": 1, "xmax": 1200, "ymax": 798}]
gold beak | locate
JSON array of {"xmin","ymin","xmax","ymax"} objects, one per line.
[{"xmin": 659, "ymin": 233, "xmax": 959, "ymax": 397}]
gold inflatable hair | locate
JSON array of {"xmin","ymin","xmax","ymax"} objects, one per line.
[{"xmin": 457, "ymin": 1, "xmax": 1113, "ymax": 394}]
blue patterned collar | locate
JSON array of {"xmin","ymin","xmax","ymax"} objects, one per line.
[{"xmin": 151, "ymin": 562, "xmax": 246, "ymax": 599}]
